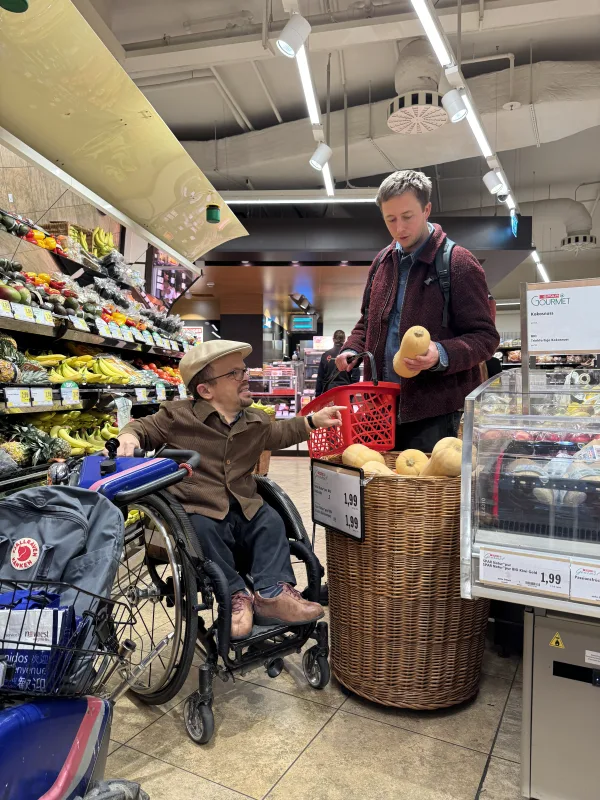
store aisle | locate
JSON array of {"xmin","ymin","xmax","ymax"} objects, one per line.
[{"xmin": 106, "ymin": 457, "xmax": 523, "ymax": 800}]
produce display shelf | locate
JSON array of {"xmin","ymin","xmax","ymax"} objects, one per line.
[
  {"xmin": 0, "ymin": 316, "xmax": 58, "ymax": 338},
  {"xmin": 0, "ymin": 383, "xmax": 184, "ymax": 415},
  {"xmin": 0, "ymin": 463, "xmax": 50, "ymax": 494}
]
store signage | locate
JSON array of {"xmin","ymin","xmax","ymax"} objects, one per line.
[
  {"xmin": 479, "ymin": 547, "xmax": 570, "ymax": 597},
  {"xmin": 95, "ymin": 319, "xmax": 111, "ymax": 338},
  {"xmin": 5, "ymin": 387, "xmax": 31, "ymax": 408},
  {"xmin": 31, "ymin": 387, "xmax": 54, "ymax": 407},
  {"xmin": 33, "ymin": 308, "xmax": 54, "ymax": 326},
  {"xmin": 311, "ymin": 460, "xmax": 365, "ymax": 541},
  {"xmin": 0, "ymin": 299, "xmax": 13, "ymax": 318},
  {"xmin": 71, "ymin": 317, "xmax": 89, "ymax": 332},
  {"xmin": 135, "ymin": 388, "xmax": 148, "ymax": 402},
  {"xmin": 527, "ymin": 282, "xmax": 600, "ymax": 354},
  {"xmin": 60, "ymin": 382, "xmax": 80, "ymax": 406},
  {"xmin": 184, "ymin": 327, "xmax": 204, "ymax": 344},
  {"xmin": 570, "ymin": 561, "xmax": 600, "ymax": 605},
  {"xmin": 11, "ymin": 302, "xmax": 35, "ymax": 322},
  {"xmin": 178, "ymin": 384, "xmax": 187, "ymax": 399},
  {"xmin": 155, "ymin": 383, "xmax": 166, "ymax": 402}
]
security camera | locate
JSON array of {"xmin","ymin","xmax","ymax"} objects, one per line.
[{"xmin": 497, "ymin": 193, "xmax": 508, "ymax": 203}]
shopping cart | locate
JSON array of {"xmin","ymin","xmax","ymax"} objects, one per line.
[{"xmin": 299, "ymin": 351, "xmax": 400, "ymax": 459}]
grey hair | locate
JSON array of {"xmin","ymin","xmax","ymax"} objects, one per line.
[
  {"xmin": 188, "ymin": 363, "xmax": 215, "ymax": 397},
  {"xmin": 376, "ymin": 170, "xmax": 433, "ymax": 210}
]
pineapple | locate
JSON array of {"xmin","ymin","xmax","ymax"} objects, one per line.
[
  {"xmin": 51, "ymin": 437, "xmax": 72, "ymax": 459},
  {"xmin": 0, "ymin": 441, "xmax": 28, "ymax": 467},
  {"xmin": 0, "ymin": 335, "xmax": 18, "ymax": 360},
  {"xmin": 0, "ymin": 358, "xmax": 18, "ymax": 384}
]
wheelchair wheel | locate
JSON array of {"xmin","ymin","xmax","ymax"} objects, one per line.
[
  {"xmin": 302, "ymin": 647, "xmax": 330, "ymax": 690},
  {"xmin": 113, "ymin": 493, "xmax": 198, "ymax": 705},
  {"xmin": 184, "ymin": 693, "xmax": 214, "ymax": 745}
]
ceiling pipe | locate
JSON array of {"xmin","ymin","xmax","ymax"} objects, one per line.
[
  {"xmin": 251, "ymin": 61, "xmax": 283, "ymax": 123},
  {"xmin": 210, "ymin": 66, "xmax": 254, "ymax": 130},
  {"xmin": 479, "ymin": 0, "xmax": 485, "ymax": 30}
]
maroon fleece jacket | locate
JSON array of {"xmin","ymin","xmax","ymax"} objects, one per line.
[{"xmin": 344, "ymin": 223, "xmax": 499, "ymax": 424}]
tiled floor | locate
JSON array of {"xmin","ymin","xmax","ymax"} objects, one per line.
[{"xmin": 106, "ymin": 457, "xmax": 523, "ymax": 800}]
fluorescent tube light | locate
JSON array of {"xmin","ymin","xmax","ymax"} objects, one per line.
[
  {"xmin": 322, "ymin": 163, "xmax": 335, "ymax": 197},
  {"xmin": 537, "ymin": 263, "xmax": 551, "ymax": 283},
  {"xmin": 226, "ymin": 196, "xmax": 372, "ymax": 205},
  {"xmin": 296, "ymin": 45, "xmax": 321, "ymax": 125},
  {"xmin": 461, "ymin": 93, "xmax": 493, "ymax": 159},
  {"xmin": 531, "ymin": 250, "xmax": 541, "ymax": 264},
  {"xmin": 505, "ymin": 194, "xmax": 517, "ymax": 211},
  {"xmin": 410, "ymin": 0, "xmax": 453, "ymax": 68}
]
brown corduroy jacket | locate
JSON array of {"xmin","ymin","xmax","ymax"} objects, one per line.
[{"xmin": 121, "ymin": 399, "xmax": 309, "ymax": 520}]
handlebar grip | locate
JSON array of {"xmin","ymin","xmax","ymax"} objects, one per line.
[
  {"xmin": 133, "ymin": 448, "xmax": 145, "ymax": 458},
  {"xmin": 158, "ymin": 449, "xmax": 201, "ymax": 470}
]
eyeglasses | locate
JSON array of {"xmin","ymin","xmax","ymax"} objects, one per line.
[{"xmin": 210, "ymin": 367, "xmax": 249, "ymax": 382}]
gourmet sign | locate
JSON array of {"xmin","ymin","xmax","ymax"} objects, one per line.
[{"xmin": 527, "ymin": 284, "xmax": 600, "ymax": 353}]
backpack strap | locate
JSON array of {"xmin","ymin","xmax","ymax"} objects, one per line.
[
  {"xmin": 363, "ymin": 245, "xmax": 392, "ymax": 331},
  {"xmin": 433, "ymin": 236, "xmax": 455, "ymax": 329}
]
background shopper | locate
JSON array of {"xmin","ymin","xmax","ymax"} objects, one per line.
[
  {"xmin": 315, "ymin": 329, "xmax": 360, "ymax": 396},
  {"xmin": 336, "ymin": 170, "xmax": 499, "ymax": 452}
]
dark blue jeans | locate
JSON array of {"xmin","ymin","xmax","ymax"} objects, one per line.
[{"xmin": 189, "ymin": 501, "xmax": 295, "ymax": 594}]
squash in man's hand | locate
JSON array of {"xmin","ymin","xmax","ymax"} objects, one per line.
[
  {"xmin": 342, "ymin": 443, "xmax": 385, "ymax": 468},
  {"xmin": 395, "ymin": 449, "xmax": 429, "ymax": 476},
  {"xmin": 393, "ymin": 326, "xmax": 431, "ymax": 378},
  {"xmin": 421, "ymin": 437, "xmax": 463, "ymax": 477}
]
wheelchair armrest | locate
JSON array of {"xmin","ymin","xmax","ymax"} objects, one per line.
[{"xmin": 254, "ymin": 475, "xmax": 311, "ymax": 549}]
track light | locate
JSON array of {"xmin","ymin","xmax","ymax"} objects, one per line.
[
  {"xmin": 483, "ymin": 169, "xmax": 505, "ymax": 195},
  {"xmin": 537, "ymin": 263, "xmax": 550, "ymax": 283},
  {"xmin": 504, "ymin": 194, "xmax": 517, "ymax": 211},
  {"xmin": 531, "ymin": 250, "xmax": 541, "ymax": 264},
  {"xmin": 410, "ymin": 0, "xmax": 453, "ymax": 68},
  {"xmin": 461, "ymin": 93, "xmax": 493, "ymax": 159},
  {"xmin": 276, "ymin": 13, "xmax": 311, "ymax": 58},
  {"xmin": 295, "ymin": 45, "xmax": 321, "ymax": 125},
  {"xmin": 309, "ymin": 143, "xmax": 332, "ymax": 171},
  {"xmin": 442, "ymin": 89, "xmax": 467, "ymax": 123},
  {"xmin": 322, "ymin": 163, "xmax": 335, "ymax": 197}
]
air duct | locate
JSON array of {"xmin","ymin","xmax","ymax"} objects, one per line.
[{"xmin": 387, "ymin": 38, "xmax": 448, "ymax": 135}]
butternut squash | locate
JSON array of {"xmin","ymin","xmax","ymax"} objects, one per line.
[
  {"xmin": 393, "ymin": 325, "xmax": 431, "ymax": 378},
  {"xmin": 395, "ymin": 449, "xmax": 429, "ymax": 476},
  {"xmin": 421, "ymin": 437, "xmax": 463, "ymax": 477},
  {"xmin": 362, "ymin": 461, "xmax": 395, "ymax": 476},
  {"xmin": 342, "ymin": 444, "xmax": 385, "ymax": 468}
]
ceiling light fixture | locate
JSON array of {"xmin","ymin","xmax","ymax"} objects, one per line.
[
  {"xmin": 504, "ymin": 194, "xmax": 517, "ymax": 211},
  {"xmin": 531, "ymin": 250, "xmax": 541, "ymax": 264},
  {"xmin": 309, "ymin": 142, "xmax": 332, "ymax": 171},
  {"xmin": 410, "ymin": 0, "xmax": 453, "ymax": 68},
  {"xmin": 276, "ymin": 13, "xmax": 311, "ymax": 58},
  {"xmin": 461, "ymin": 93, "xmax": 493, "ymax": 159},
  {"xmin": 537, "ymin": 263, "xmax": 551, "ymax": 283},
  {"xmin": 441, "ymin": 89, "xmax": 467, "ymax": 123},
  {"xmin": 483, "ymin": 169, "xmax": 505, "ymax": 195},
  {"xmin": 226, "ymin": 196, "xmax": 375, "ymax": 205},
  {"xmin": 322, "ymin": 163, "xmax": 335, "ymax": 197},
  {"xmin": 295, "ymin": 45, "xmax": 321, "ymax": 125}
]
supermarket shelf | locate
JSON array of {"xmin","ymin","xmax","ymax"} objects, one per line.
[
  {"xmin": 0, "ymin": 315, "xmax": 58, "ymax": 338},
  {"xmin": 0, "ymin": 383, "xmax": 185, "ymax": 414}
]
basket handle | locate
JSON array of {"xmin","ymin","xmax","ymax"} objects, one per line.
[{"xmin": 349, "ymin": 351, "xmax": 379, "ymax": 386}]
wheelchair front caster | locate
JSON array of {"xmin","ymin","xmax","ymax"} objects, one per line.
[
  {"xmin": 302, "ymin": 647, "xmax": 330, "ymax": 690},
  {"xmin": 184, "ymin": 693, "xmax": 214, "ymax": 744},
  {"xmin": 266, "ymin": 657, "xmax": 284, "ymax": 678}
]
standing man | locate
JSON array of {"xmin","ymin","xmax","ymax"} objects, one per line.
[
  {"xmin": 315, "ymin": 329, "xmax": 360, "ymax": 396},
  {"xmin": 336, "ymin": 170, "xmax": 499, "ymax": 452}
]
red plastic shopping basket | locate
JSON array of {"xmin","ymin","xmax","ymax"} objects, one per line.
[{"xmin": 299, "ymin": 352, "xmax": 400, "ymax": 459}]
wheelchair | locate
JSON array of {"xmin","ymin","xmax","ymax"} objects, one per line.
[{"xmin": 92, "ymin": 441, "xmax": 330, "ymax": 745}]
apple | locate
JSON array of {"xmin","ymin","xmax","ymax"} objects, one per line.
[
  {"xmin": 536, "ymin": 432, "xmax": 561, "ymax": 443},
  {"xmin": 570, "ymin": 433, "xmax": 592, "ymax": 445},
  {"xmin": 514, "ymin": 431, "xmax": 533, "ymax": 442}
]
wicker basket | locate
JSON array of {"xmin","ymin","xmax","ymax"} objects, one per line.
[{"xmin": 326, "ymin": 452, "xmax": 489, "ymax": 710}]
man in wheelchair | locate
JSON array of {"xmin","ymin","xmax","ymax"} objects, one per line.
[{"xmin": 116, "ymin": 340, "xmax": 344, "ymax": 640}]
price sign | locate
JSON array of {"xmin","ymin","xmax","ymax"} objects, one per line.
[
  {"xmin": 60, "ymin": 383, "xmax": 80, "ymax": 406},
  {"xmin": 11, "ymin": 302, "xmax": 35, "ymax": 322},
  {"xmin": 311, "ymin": 460, "xmax": 364, "ymax": 541},
  {"xmin": 5, "ymin": 387, "xmax": 31, "ymax": 408},
  {"xmin": 570, "ymin": 561, "xmax": 600, "ymax": 605},
  {"xmin": 108, "ymin": 322, "xmax": 124, "ymax": 340},
  {"xmin": 142, "ymin": 330, "xmax": 154, "ymax": 346},
  {"xmin": 152, "ymin": 332, "xmax": 164, "ymax": 348},
  {"xmin": 34, "ymin": 308, "xmax": 54, "ymax": 326},
  {"xmin": 155, "ymin": 383, "xmax": 166, "ymax": 402},
  {"xmin": 120, "ymin": 326, "xmax": 134, "ymax": 342},
  {"xmin": 132, "ymin": 328, "xmax": 145, "ymax": 343},
  {"xmin": 71, "ymin": 317, "xmax": 89, "ymax": 332},
  {"xmin": 169, "ymin": 340, "xmax": 179, "ymax": 352},
  {"xmin": 479, "ymin": 547, "xmax": 570, "ymax": 597},
  {"xmin": 177, "ymin": 384, "xmax": 187, "ymax": 399},
  {"xmin": 0, "ymin": 299, "xmax": 13, "ymax": 318},
  {"xmin": 182, "ymin": 342, "xmax": 190, "ymax": 353},
  {"xmin": 135, "ymin": 387, "xmax": 148, "ymax": 402},
  {"xmin": 31, "ymin": 387, "xmax": 54, "ymax": 407},
  {"xmin": 114, "ymin": 396, "xmax": 132, "ymax": 429},
  {"xmin": 95, "ymin": 319, "xmax": 111, "ymax": 338}
]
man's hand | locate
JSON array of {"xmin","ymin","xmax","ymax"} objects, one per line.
[
  {"xmin": 112, "ymin": 433, "xmax": 140, "ymax": 457},
  {"xmin": 335, "ymin": 351, "xmax": 357, "ymax": 373},
  {"xmin": 404, "ymin": 342, "xmax": 440, "ymax": 372},
  {"xmin": 310, "ymin": 406, "xmax": 346, "ymax": 430}
]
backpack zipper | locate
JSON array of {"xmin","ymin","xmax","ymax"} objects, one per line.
[{"xmin": 1, "ymin": 498, "xmax": 89, "ymax": 536}]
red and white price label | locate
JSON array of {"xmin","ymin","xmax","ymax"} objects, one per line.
[{"xmin": 479, "ymin": 547, "xmax": 570, "ymax": 597}]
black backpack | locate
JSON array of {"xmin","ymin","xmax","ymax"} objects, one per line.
[{"xmin": 363, "ymin": 237, "xmax": 455, "ymax": 331}]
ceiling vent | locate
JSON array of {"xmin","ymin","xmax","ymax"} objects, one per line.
[
  {"xmin": 387, "ymin": 39, "xmax": 448, "ymax": 135},
  {"xmin": 560, "ymin": 232, "xmax": 598, "ymax": 252}
]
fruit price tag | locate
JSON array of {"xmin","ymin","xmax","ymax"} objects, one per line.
[
  {"xmin": 11, "ymin": 303, "xmax": 35, "ymax": 322},
  {"xmin": 33, "ymin": 308, "xmax": 54, "ymax": 326},
  {"xmin": 311, "ymin": 461, "xmax": 364, "ymax": 541},
  {"xmin": 479, "ymin": 547, "xmax": 571, "ymax": 597},
  {"xmin": 169, "ymin": 340, "xmax": 179, "ymax": 352},
  {"xmin": 152, "ymin": 332, "xmax": 164, "ymax": 348},
  {"xmin": 95, "ymin": 319, "xmax": 111, "ymax": 337},
  {"xmin": 155, "ymin": 383, "xmax": 166, "ymax": 402},
  {"xmin": 570, "ymin": 561, "xmax": 600, "ymax": 605},
  {"xmin": 142, "ymin": 331, "xmax": 154, "ymax": 347},
  {"xmin": 132, "ymin": 328, "xmax": 145, "ymax": 343},
  {"xmin": 5, "ymin": 387, "xmax": 31, "ymax": 408},
  {"xmin": 120, "ymin": 326, "xmax": 134, "ymax": 343},
  {"xmin": 178, "ymin": 384, "xmax": 187, "ymax": 399},
  {"xmin": 31, "ymin": 387, "xmax": 54, "ymax": 407},
  {"xmin": 0, "ymin": 300, "xmax": 13, "ymax": 318},
  {"xmin": 108, "ymin": 322, "xmax": 124, "ymax": 340},
  {"xmin": 135, "ymin": 387, "xmax": 148, "ymax": 402},
  {"xmin": 182, "ymin": 342, "xmax": 190, "ymax": 353},
  {"xmin": 60, "ymin": 383, "xmax": 80, "ymax": 406},
  {"xmin": 71, "ymin": 317, "xmax": 89, "ymax": 332}
]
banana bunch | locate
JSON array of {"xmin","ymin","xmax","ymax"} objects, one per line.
[
  {"xmin": 26, "ymin": 352, "xmax": 67, "ymax": 368},
  {"xmin": 26, "ymin": 410, "xmax": 116, "ymax": 435},
  {"xmin": 88, "ymin": 357, "xmax": 131, "ymax": 385},
  {"xmin": 69, "ymin": 226, "xmax": 90, "ymax": 253},
  {"xmin": 92, "ymin": 227, "xmax": 114, "ymax": 258},
  {"xmin": 47, "ymin": 355, "xmax": 95, "ymax": 384},
  {"xmin": 125, "ymin": 509, "xmax": 141, "ymax": 528},
  {"xmin": 50, "ymin": 422, "xmax": 119, "ymax": 455}
]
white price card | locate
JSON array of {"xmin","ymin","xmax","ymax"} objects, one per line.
[
  {"xmin": 132, "ymin": 328, "xmax": 145, "ymax": 343},
  {"xmin": 311, "ymin": 460, "xmax": 364, "ymax": 540},
  {"xmin": 135, "ymin": 387, "xmax": 148, "ymax": 402},
  {"xmin": 31, "ymin": 387, "xmax": 54, "ymax": 407},
  {"xmin": 11, "ymin": 302, "xmax": 35, "ymax": 322},
  {"xmin": 177, "ymin": 384, "xmax": 187, "ymax": 399},
  {"xmin": 527, "ymin": 284, "xmax": 600, "ymax": 354},
  {"xmin": 182, "ymin": 342, "xmax": 190, "ymax": 352},
  {"xmin": 570, "ymin": 561, "xmax": 600, "ymax": 605},
  {"xmin": 479, "ymin": 547, "xmax": 570, "ymax": 597},
  {"xmin": 169, "ymin": 340, "xmax": 179, "ymax": 352},
  {"xmin": 142, "ymin": 330, "xmax": 154, "ymax": 346},
  {"xmin": 120, "ymin": 326, "xmax": 134, "ymax": 342},
  {"xmin": 60, "ymin": 386, "xmax": 80, "ymax": 406},
  {"xmin": 108, "ymin": 322, "xmax": 124, "ymax": 340},
  {"xmin": 0, "ymin": 299, "xmax": 13, "ymax": 318},
  {"xmin": 71, "ymin": 317, "xmax": 89, "ymax": 332},
  {"xmin": 155, "ymin": 383, "xmax": 166, "ymax": 402},
  {"xmin": 5, "ymin": 387, "xmax": 31, "ymax": 408},
  {"xmin": 95, "ymin": 319, "xmax": 111, "ymax": 338},
  {"xmin": 33, "ymin": 308, "xmax": 54, "ymax": 326},
  {"xmin": 152, "ymin": 332, "xmax": 164, "ymax": 348}
]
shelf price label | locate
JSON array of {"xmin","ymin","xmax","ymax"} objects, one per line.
[
  {"xmin": 169, "ymin": 340, "xmax": 179, "ymax": 352},
  {"xmin": 132, "ymin": 328, "xmax": 145, "ymax": 343},
  {"xmin": 5, "ymin": 387, "xmax": 31, "ymax": 408},
  {"xmin": 311, "ymin": 461, "xmax": 364, "ymax": 541},
  {"xmin": 60, "ymin": 382, "xmax": 80, "ymax": 406},
  {"xmin": 177, "ymin": 384, "xmax": 187, "ymax": 399},
  {"xmin": 95, "ymin": 319, "xmax": 111, "ymax": 338},
  {"xmin": 152, "ymin": 332, "xmax": 164, "ymax": 348},
  {"xmin": 155, "ymin": 383, "xmax": 166, "ymax": 402},
  {"xmin": 142, "ymin": 330, "xmax": 154, "ymax": 347},
  {"xmin": 479, "ymin": 547, "xmax": 571, "ymax": 597},
  {"xmin": 34, "ymin": 308, "xmax": 54, "ymax": 326},
  {"xmin": 31, "ymin": 387, "xmax": 54, "ymax": 407},
  {"xmin": 11, "ymin": 303, "xmax": 35, "ymax": 322},
  {"xmin": 71, "ymin": 317, "xmax": 90, "ymax": 332},
  {"xmin": 181, "ymin": 342, "xmax": 190, "ymax": 353},
  {"xmin": 135, "ymin": 387, "xmax": 148, "ymax": 402},
  {"xmin": 108, "ymin": 322, "xmax": 124, "ymax": 340},
  {"xmin": 0, "ymin": 299, "xmax": 13, "ymax": 318},
  {"xmin": 120, "ymin": 326, "xmax": 134, "ymax": 343}
]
